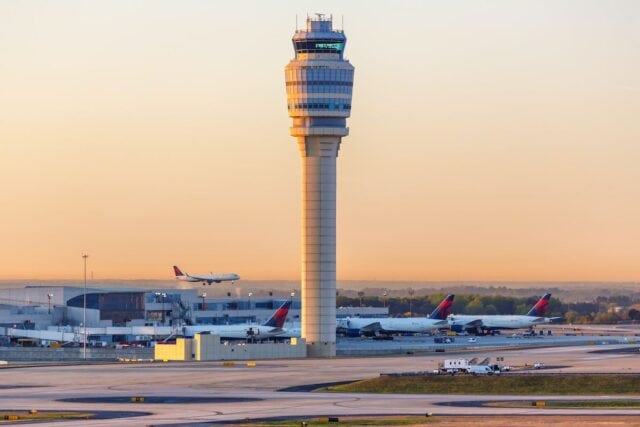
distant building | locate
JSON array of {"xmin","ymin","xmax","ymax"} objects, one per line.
[{"xmin": 0, "ymin": 286, "xmax": 386, "ymax": 342}]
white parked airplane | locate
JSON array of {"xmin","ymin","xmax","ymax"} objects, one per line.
[
  {"xmin": 337, "ymin": 294, "xmax": 454, "ymax": 336},
  {"xmin": 278, "ymin": 321, "xmax": 301, "ymax": 338},
  {"xmin": 184, "ymin": 301, "xmax": 290, "ymax": 340},
  {"xmin": 448, "ymin": 293, "xmax": 562, "ymax": 334},
  {"xmin": 173, "ymin": 266, "xmax": 240, "ymax": 286}
]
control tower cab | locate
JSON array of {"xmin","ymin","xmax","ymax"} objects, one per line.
[{"xmin": 284, "ymin": 14, "xmax": 355, "ymax": 358}]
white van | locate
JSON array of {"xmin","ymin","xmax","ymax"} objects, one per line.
[{"xmin": 467, "ymin": 365, "xmax": 496, "ymax": 375}]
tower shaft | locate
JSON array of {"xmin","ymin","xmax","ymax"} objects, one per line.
[{"xmin": 299, "ymin": 137, "xmax": 339, "ymax": 356}]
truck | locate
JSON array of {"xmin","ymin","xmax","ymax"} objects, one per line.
[
  {"xmin": 443, "ymin": 359, "xmax": 469, "ymax": 374},
  {"xmin": 441, "ymin": 359, "xmax": 502, "ymax": 375},
  {"xmin": 434, "ymin": 336, "xmax": 455, "ymax": 344}
]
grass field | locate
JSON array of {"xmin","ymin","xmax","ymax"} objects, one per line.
[
  {"xmin": 326, "ymin": 374, "xmax": 640, "ymax": 395},
  {"xmin": 230, "ymin": 415, "xmax": 640, "ymax": 427},
  {"xmin": 487, "ymin": 400, "xmax": 640, "ymax": 409},
  {"xmin": 0, "ymin": 411, "xmax": 94, "ymax": 422},
  {"xmin": 233, "ymin": 416, "xmax": 436, "ymax": 426}
]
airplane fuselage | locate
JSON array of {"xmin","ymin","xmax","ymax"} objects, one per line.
[
  {"xmin": 184, "ymin": 324, "xmax": 282, "ymax": 340},
  {"xmin": 338, "ymin": 317, "xmax": 447, "ymax": 335},
  {"xmin": 448, "ymin": 314, "xmax": 551, "ymax": 330},
  {"xmin": 175, "ymin": 273, "xmax": 240, "ymax": 285}
]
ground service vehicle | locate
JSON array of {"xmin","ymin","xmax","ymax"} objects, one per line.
[
  {"xmin": 468, "ymin": 365, "xmax": 496, "ymax": 375},
  {"xmin": 443, "ymin": 359, "xmax": 469, "ymax": 374}
]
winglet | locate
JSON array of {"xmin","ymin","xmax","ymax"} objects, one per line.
[
  {"xmin": 262, "ymin": 300, "xmax": 291, "ymax": 328},
  {"xmin": 430, "ymin": 294, "xmax": 455, "ymax": 320},
  {"xmin": 526, "ymin": 293, "xmax": 551, "ymax": 317},
  {"xmin": 173, "ymin": 266, "xmax": 184, "ymax": 277}
]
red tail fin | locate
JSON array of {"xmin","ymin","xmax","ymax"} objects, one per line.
[
  {"xmin": 263, "ymin": 301, "xmax": 291, "ymax": 328},
  {"xmin": 173, "ymin": 266, "xmax": 184, "ymax": 276},
  {"xmin": 526, "ymin": 293, "xmax": 551, "ymax": 317},
  {"xmin": 430, "ymin": 294, "xmax": 455, "ymax": 320}
]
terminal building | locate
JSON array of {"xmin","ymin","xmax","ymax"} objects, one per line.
[{"xmin": 0, "ymin": 285, "xmax": 386, "ymax": 345}]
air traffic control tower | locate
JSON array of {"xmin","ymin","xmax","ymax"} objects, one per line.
[{"xmin": 285, "ymin": 14, "xmax": 354, "ymax": 357}]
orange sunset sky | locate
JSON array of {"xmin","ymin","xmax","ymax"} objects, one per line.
[{"xmin": 1, "ymin": 1, "xmax": 639, "ymax": 281}]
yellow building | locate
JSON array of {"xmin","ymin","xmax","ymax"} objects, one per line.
[
  {"xmin": 154, "ymin": 334, "xmax": 306, "ymax": 361},
  {"xmin": 155, "ymin": 338, "xmax": 194, "ymax": 361}
]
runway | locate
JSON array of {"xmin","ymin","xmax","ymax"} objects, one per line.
[{"xmin": 1, "ymin": 341, "xmax": 639, "ymax": 426}]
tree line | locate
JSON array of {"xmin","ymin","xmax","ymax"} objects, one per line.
[{"xmin": 336, "ymin": 293, "xmax": 640, "ymax": 324}]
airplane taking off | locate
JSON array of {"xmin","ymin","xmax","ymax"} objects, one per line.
[
  {"xmin": 338, "ymin": 294, "xmax": 455, "ymax": 337},
  {"xmin": 448, "ymin": 293, "xmax": 562, "ymax": 334},
  {"xmin": 184, "ymin": 300, "xmax": 291, "ymax": 339},
  {"xmin": 173, "ymin": 266, "xmax": 240, "ymax": 286}
]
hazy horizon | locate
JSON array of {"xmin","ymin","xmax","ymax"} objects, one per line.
[
  {"xmin": 2, "ymin": 278, "xmax": 638, "ymax": 289},
  {"xmin": 2, "ymin": 279, "xmax": 638, "ymax": 305}
]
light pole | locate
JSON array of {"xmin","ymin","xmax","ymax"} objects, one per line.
[
  {"xmin": 248, "ymin": 292, "xmax": 253, "ymax": 311},
  {"xmin": 155, "ymin": 292, "xmax": 167, "ymax": 325},
  {"xmin": 161, "ymin": 292, "xmax": 167, "ymax": 325},
  {"xmin": 154, "ymin": 292, "xmax": 160, "ymax": 323},
  {"xmin": 382, "ymin": 290, "xmax": 388, "ymax": 308},
  {"xmin": 408, "ymin": 287, "xmax": 415, "ymax": 317},
  {"xmin": 47, "ymin": 293, "xmax": 53, "ymax": 314},
  {"xmin": 200, "ymin": 292, "xmax": 206, "ymax": 311},
  {"xmin": 357, "ymin": 291, "xmax": 365, "ymax": 307},
  {"xmin": 82, "ymin": 253, "xmax": 88, "ymax": 360}
]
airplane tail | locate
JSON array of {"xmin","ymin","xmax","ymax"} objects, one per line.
[
  {"xmin": 173, "ymin": 266, "xmax": 185, "ymax": 277},
  {"xmin": 262, "ymin": 300, "xmax": 291, "ymax": 328},
  {"xmin": 526, "ymin": 293, "xmax": 551, "ymax": 317},
  {"xmin": 429, "ymin": 294, "xmax": 455, "ymax": 320}
]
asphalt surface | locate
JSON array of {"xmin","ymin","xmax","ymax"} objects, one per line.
[
  {"xmin": 337, "ymin": 332, "xmax": 635, "ymax": 355},
  {"xmin": 0, "ymin": 334, "xmax": 639, "ymax": 426}
]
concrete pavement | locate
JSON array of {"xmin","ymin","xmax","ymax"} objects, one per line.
[{"xmin": 0, "ymin": 342, "xmax": 639, "ymax": 426}]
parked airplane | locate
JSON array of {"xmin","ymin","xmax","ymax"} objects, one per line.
[
  {"xmin": 184, "ymin": 300, "xmax": 290, "ymax": 340},
  {"xmin": 173, "ymin": 266, "xmax": 240, "ymax": 285},
  {"xmin": 448, "ymin": 293, "xmax": 561, "ymax": 334},
  {"xmin": 338, "ymin": 294, "xmax": 454, "ymax": 337},
  {"xmin": 279, "ymin": 322, "xmax": 301, "ymax": 338}
]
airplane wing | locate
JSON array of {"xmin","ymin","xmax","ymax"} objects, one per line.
[
  {"xmin": 462, "ymin": 319, "xmax": 483, "ymax": 327},
  {"xmin": 450, "ymin": 318, "xmax": 483, "ymax": 333},
  {"xmin": 358, "ymin": 322, "xmax": 383, "ymax": 333}
]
